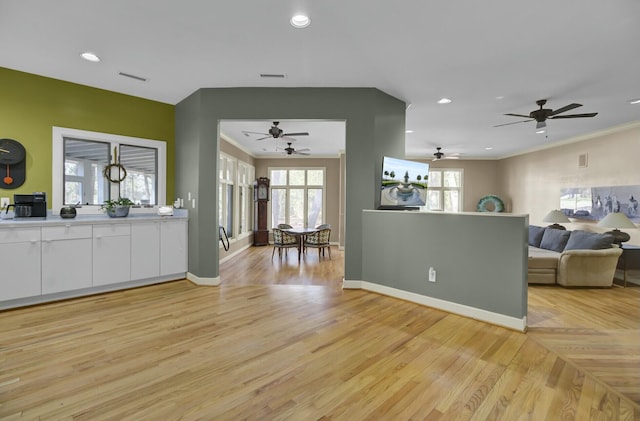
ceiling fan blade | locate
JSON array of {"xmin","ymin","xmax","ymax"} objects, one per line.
[
  {"xmin": 504, "ymin": 113, "xmax": 531, "ymax": 118},
  {"xmin": 295, "ymin": 148, "xmax": 310, "ymax": 152},
  {"xmin": 549, "ymin": 103, "xmax": 582, "ymax": 116},
  {"xmin": 242, "ymin": 131, "xmax": 269, "ymax": 136},
  {"xmin": 255, "ymin": 136, "xmax": 271, "ymax": 141},
  {"xmin": 493, "ymin": 119, "xmax": 532, "ymax": 127},
  {"xmin": 282, "ymin": 132, "xmax": 309, "ymax": 137},
  {"xmin": 295, "ymin": 151, "xmax": 311, "ymax": 155},
  {"xmin": 549, "ymin": 113, "xmax": 598, "ymax": 119},
  {"xmin": 536, "ymin": 121, "xmax": 546, "ymax": 129}
]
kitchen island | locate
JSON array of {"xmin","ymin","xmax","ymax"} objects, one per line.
[{"xmin": 0, "ymin": 210, "xmax": 188, "ymax": 310}]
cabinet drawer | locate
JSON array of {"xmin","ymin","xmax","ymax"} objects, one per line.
[
  {"xmin": 93, "ymin": 223, "xmax": 131, "ymax": 238},
  {"xmin": 0, "ymin": 227, "xmax": 41, "ymax": 244},
  {"xmin": 42, "ymin": 225, "xmax": 92, "ymax": 241}
]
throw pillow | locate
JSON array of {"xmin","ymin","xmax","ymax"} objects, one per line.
[
  {"xmin": 539, "ymin": 228, "xmax": 571, "ymax": 252},
  {"xmin": 564, "ymin": 230, "xmax": 615, "ymax": 250},
  {"xmin": 528, "ymin": 225, "xmax": 546, "ymax": 247}
]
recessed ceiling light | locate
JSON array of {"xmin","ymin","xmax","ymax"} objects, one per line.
[
  {"xmin": 484, "ymin": 147, "xmax": 493, "ymax": 150},
  {"xmin": 290, "ymin": 15, "xmax": 311, "ymax": 28},
  {"xmin": 437, "ymin": 98, "xmax": 452, "ymax": 104},
  {"xmin": 405, "ymin": 130, "xmax": 414, "ymax": 134},
  {"xmin": 80, "ymin": 52, "xmax": 101, "ymax": 62},
  {"xmin": 630, "ymin": 98, "xmax": 640, "ymax": 104},
  {"xmin": 536, "ymin": 129, "xmax": 546, "ymax": 134},
  {"xmin": 495, "ymin": 96, "xmax": 505, "ymax": 100}
]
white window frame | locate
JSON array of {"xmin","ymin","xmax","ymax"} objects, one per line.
[
  {"xmin": 267, "ymin": 167, "xmax": 326, "ymax": 228},
  {"xmin": 427, "ymin": 168, "xmax": 464, "ymax": 212},
  {"xmin": 218, "ymin": 153, "xmax": 255, "ymax": 247},
  {"xmin": 219, "ymin": 153, "xmax": 236, "ymax": 241},
  {"xmin": 52, "ymin": 126, "xmax": 166, "ymax": 215},
  {"xmin": 237, "ymin": 161, "xmax": 254, "ymax": 239}
]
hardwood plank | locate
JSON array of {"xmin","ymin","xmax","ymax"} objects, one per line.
[{"xmin": 0, "ymin": 245, "xmax": 638, "ymax": 419}]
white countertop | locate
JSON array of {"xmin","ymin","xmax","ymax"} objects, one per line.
[{"xmin": 0, "ymin": 208, "xmax": 188, "ymax": 227}]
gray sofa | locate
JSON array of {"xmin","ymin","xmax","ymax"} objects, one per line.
[{"xmin": 528, "ymin": 226, "xmax": 622, "ymax": 287}]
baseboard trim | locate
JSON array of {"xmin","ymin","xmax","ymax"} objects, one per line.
[
  {"xmin": 343, "ymin": 279, "xmax": 526, "ymax": 332},
  {"xmin": 219, "ymin": 242, "xmax": 252, "ymax": 264},
  {"xmin": 187, "ymin": 272, "xmax": 221, "ymax": 286}
]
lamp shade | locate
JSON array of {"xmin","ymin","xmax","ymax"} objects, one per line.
[
  {"xmin": 597, "ymin": 212, "xmax": 636, "ymax": 229},
  {"xmin": 542, "ymin": 210, "xmax": 570, "ymax": 224}
]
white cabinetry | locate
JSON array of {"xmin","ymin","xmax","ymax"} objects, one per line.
[
  {"xmin": 131, "ymin": 222, "xmax": 160, "ymax": 280},
  {"xmin": 93, "ymin": 223, "xmax": 131, "ymax": 286},
  {"xmin": 0, "ymin": 212, "xmax": 187, "ymax": 310},
  {"xmin": 160, "ymin": 219, "xmax": 187, "ymax": 275},
  {"xmin": 41, "ymin": 225, "xmax": 92, "ymax": 294},
  {"xmin": 0, "ymin": 227, "xmax": 41, "ymax": 301}
]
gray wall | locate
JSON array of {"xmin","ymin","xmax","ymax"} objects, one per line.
[
  {"xmin": 362, "ymin": 210, "xmax": 528, "ymax": 318},
  {"xmin": 175, "ymin": 88, "xmax": 405, "ymax": 281}
]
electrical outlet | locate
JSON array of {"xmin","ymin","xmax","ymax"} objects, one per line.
[
  {"xmin": 428, "ymin": 267, "xmax": 436, "ymax": 282},
  {"xmin": 0, "ymin": 197, "xmax": 9, "ymax": 209}
]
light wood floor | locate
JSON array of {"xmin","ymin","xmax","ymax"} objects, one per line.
[{"xmin": 1, "ymin": 245, "xmax": 638, "ymax": 420}]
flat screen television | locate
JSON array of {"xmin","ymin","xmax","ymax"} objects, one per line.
[{"xmin": 379, "ymin": 156, "xmax": 429, "ymax": 210}]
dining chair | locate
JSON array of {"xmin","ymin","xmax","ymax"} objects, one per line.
[
  {"xmin": 303, "ymin": 228, "xmax": 331, "ymax": 259},
  {"xmin": 277, "ymin": 223, "xmax": 293, "ymax": 229},
  {"xmin": 315, "ymin": 223, "xmax": 331, "ymax": 229},
  {"xmin": 272, "ymin": 228, "xmax": 299, "ymax": 259}
]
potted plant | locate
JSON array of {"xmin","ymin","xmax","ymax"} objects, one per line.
[{"xmin": 101, "ymin": 197, "xmax": 134, "ymax": 218}]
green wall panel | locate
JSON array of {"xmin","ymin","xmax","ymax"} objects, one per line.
[{"xmin": 0, "ymin": 67, "xmax": 175, "ymax": 204}]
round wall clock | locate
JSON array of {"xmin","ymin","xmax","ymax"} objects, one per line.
[{"xmin": 0, "ymin": 138, "xmax": 27, "ymax": 189}]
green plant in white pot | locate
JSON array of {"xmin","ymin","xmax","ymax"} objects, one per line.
[{"xmin": 101, "ymin": 197, "xmax": 134, "ymax": 218}]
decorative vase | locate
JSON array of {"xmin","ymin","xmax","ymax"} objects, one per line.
[
  {"xmin": 107, "ymin": 206, "xmax": 130, "ymax": 218},
  {"xmin": 60, "ymin": 206, "xmax": 77, "ymax": 219}
]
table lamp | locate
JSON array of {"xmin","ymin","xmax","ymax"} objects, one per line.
[
  {"xmin": 597, "ymin": 212, "xmax": 636, "ymax": 245},
  {"xmin": 542, "ymin": 209, "xmax": 571, "ymax": 230}
]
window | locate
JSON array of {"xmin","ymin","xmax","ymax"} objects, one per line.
[
  {"xmin": 237, "ymin": 162, "xmax": 254, "ymax": 237},
  {"xmin": 269, "ymin": 168, "xmax": 325, "ymax": 228},
  {"xmin": 219, "ymin": 153, "xmax": 255, "ymax": 244},
  {"xmin": 52, "ymin": 127, "xmax": 166, "ymax": 215},
  {"xmin": 219, "ymin": 154, "xmax": 236, "ymax": 239},
  {"xmin": 426, "ymin": 169, "xmax": 463, "ymax": 212}
]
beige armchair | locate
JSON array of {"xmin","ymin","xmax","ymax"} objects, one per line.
[{"xmin": 556, "ymin": 247, "xmax": 622, "ymax": 287}]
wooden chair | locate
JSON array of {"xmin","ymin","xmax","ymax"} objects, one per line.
[
  {"xmin": 303, "ymin": 228, "xmax": 331, "ymax": 259},
  {"xmin": 272, "ymin": 228, "xmax": 298, "ymax": 259}
]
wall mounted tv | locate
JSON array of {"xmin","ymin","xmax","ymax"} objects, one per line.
[{"xmin": 379, "ymin": 156, "xmax": 429, "ymax": 210}]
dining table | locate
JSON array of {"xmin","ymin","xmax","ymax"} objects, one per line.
[{"xmin": 282, "ymin": 227, "xmax": 319, "ymax": 261}]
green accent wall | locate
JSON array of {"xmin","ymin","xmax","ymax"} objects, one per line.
[{"xmin": 0, "ymin": 67, "xmax": 175, "ymax": 204}]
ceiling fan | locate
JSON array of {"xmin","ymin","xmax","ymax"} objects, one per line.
[
  {"xmin": 431, "ymin": 147, "xmax": 459, "ymax": 161},
  {"xmin": 494, "ymin": 99, "xmax": 598, "ymax": 130},
  {"xmin": 280, "ymin": 142, "xmax": 310, "ymax": 156},
  {"xmin": 242, "ymin": 121, "xmax": 309, "ymax": 141}
]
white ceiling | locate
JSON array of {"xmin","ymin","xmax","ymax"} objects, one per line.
[{"xmin": 2, "ymin": 1, "xmax": 639, "ymax": 159}]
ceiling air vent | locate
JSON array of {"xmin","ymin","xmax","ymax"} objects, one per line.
[
  {"xmin": 119, "ymin": 72, "xmax": 147, "ymax": 82},
  {"xmin": 260, "ymin": 73, "xmax": 286, "ymax": 79}
]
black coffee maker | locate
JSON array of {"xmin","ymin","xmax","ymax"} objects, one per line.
[{"xmin": 7, "ymin": 192, "xmax": 47, "ymax": 218}]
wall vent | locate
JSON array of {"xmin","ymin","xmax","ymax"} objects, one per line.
[
  {"xmin": 260, "ymin": 73, "xmax": 286, "ymax": 78},
  {"xmin": 578, "ymin": 153, "xmax": 588, "ymax": 168}
]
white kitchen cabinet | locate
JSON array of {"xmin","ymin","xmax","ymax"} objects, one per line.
[
  {"xmin": 93, "ymin": 223, "xmax": 131, "ymax": 286},
  {"xmin": 160, "ymin": 219, "xmax": 187, "ymax": 275},
  {"xmin": 1, "ymin": 211, "xmax": 188, "ymax": 310},
  {"xmin": 41, "ymin": 225, "xmax": 93, "ymax": 294},
  {"xmin": 0, "ymin": 227, "xmax": 41, "ymax": 301},
  {"xmin": 131, "ymin": 222, "xmax": 160, "ymax": 280}
]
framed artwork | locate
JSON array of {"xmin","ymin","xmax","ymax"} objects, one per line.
[{"xmin": 560, "ymin": 185, "xmax": 640, "ymax": 223}]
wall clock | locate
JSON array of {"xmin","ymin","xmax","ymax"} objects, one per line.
[{"xmin": 0, "ymin": 138, "xmax": 26, "ymax": 189}]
